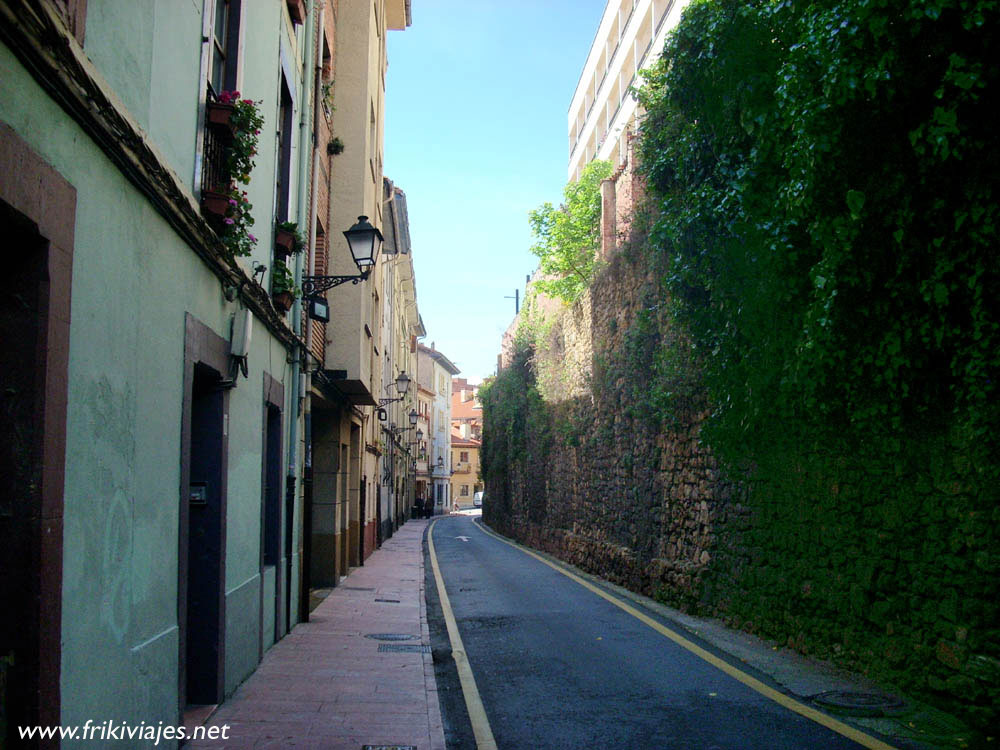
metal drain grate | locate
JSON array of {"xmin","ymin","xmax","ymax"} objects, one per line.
[
  {"xmin": 374, "ymin": 598, "xmax": 400, "ymax": 603},
  {"xmin": 364, "ymin": 633, "xmax": 417, "ymax": 641},
  {"xmin": 812, "ymin": 691, "xmax": 906, "ymax": 717},
  {"xmin": 342, "ymin": 586, "xmax": 376, "ymax": 591},
  {"xmin": 378, "ymin": 644, "xmax": 430, "ymax": 653},
  {"xmin": 362, "ymin": 745, "xmax": 416, "ymax": 750}
]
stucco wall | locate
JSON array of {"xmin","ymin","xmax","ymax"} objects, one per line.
[{"xmin": 1, "ymin": 2, "xmax": 304, "ymax": 733}]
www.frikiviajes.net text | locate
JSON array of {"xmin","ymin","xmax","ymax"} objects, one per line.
[{"xmin": 19, "ymin": 720, "xmax": 231, "ymax": 744}]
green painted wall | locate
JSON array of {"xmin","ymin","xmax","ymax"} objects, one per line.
[{"xmin": 1, "ymin": 0, "xmax": 311, "ymax": 736}]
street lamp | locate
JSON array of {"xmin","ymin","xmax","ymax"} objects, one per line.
[
  {"xmin": 408, "ymin": 408, "xmax": 418, "ymax": 426},
  {"xmin": 379, "ymin": 371, "xmax": 411, "ymax": 407},
  {"xmin": 302, "ymin": 215, "xmax": 383, "ymax": 298}
]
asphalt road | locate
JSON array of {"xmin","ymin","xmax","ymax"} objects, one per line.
[{"xmin": 428, "ymin": 513, "xmax": 872, "ymax": 750}]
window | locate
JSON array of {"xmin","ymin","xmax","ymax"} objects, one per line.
[
  {"xmin": 209, "ymin": 0, "xmax": 241, "ymax": 97},
  {"xmin": 460, "ymin": 485, "xmax": 469, "ymax": 497},
  {"xmin": 460, "ymin": 451, "xmax": 469, "ymax": 463},
  {"xmin": 276, "ymin": 75, "xmax": 294, "ymax": 221}
]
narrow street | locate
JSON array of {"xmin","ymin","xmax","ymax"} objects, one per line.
[{"xmin": 427, "ymin": 514, "xmax": 882, "ymax": 750}]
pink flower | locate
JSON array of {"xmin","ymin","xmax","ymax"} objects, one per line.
[
  {"xmin": 229, "ymin": 199, "xmax": 238, "ymax": 206},
  {"xmin": 249, "ymin": 234, "xmax": 258, "ymax": 243},
  {"xmin": 224, "ymin": 218, "xmax": 235, "ymax": 225}
]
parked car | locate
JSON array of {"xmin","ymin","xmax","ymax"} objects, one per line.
[{"xmin": 473, "ymin": 491, "xmax": 483, "ymax": 508}]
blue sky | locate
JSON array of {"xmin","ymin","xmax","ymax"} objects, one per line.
[{"xmin": 384, "ymin": 0, "xmax": 607, "ymax": 382}]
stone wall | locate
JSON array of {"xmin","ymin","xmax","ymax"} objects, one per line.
[{"xmin": 482, "ymin": 133, "xmax": 999, "ymax": 732}]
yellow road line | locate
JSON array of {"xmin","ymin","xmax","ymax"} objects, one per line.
[
  {"xmin": 473, "ymin": 520, "xmax": 899, "ymax": 750},
  {"xmin": 428, "ymin": 519, "xmax": 497, "ymax": 750}
]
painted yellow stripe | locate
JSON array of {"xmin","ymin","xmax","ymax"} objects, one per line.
[
  {"xmin": 428, "ymin": 519, "xmax": 498, "ymax": 750},
  {"xmin": 474, "ymin": 520, "xmax": 899, "ymax": 750}
]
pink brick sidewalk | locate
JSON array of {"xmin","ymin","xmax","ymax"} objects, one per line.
[{"xmin": 189, "ymin": 519, "xmax": 445, "ymax": 750}]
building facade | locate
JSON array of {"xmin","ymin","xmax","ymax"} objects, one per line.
[
  {"xmin": 416, "ymin": 344, "xmax": 460, "ymax": 515},
  {"xmin": 567, "ymin": 0, "xmax": 689, "ymax": 182},
  {"xmin": 0, "ymin": 0, "xmax": 321, "ymax": 741},
  {"xmin": 450, "ymin": 434, "xmax": 482, "ymax": 508},
  {"xmin": 0, "ymin": 0, "xmax": 420, "ymax": 745},
  {"xmin": 450, "ymin": 377, "xmax": 482, "ymax": 441},
  {"xmin": 303, "ymin": 0, "xmax": 413, "ymax": 610}
]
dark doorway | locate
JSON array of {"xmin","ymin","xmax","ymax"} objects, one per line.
[
  {"xmin": 0, "ymin": 202, "xmax": 48, "ymax": 745},
  {"xmin": 262, "ymin": 403, "xmax": 282, "ymax": 647},
  {"xmin": 358, "ymin": 478, "xmax": 366, "ymax": 565},
  {"xmin": 0, "ymin": 128, "xmax": 75, "ymax": 746},
  {"xmin": 184, "ymin": 363, "xmax": 226, "ymax": 706}
]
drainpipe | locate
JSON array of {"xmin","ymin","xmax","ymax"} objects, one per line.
[
  {"xmin": 299, "ymin": 0, "xmax": 326, "ymax": 623},
  {"xmin": 285, "ymin": 0, "xmax": 319, "ymax": 626}
]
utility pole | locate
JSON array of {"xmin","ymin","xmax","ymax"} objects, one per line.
[{"xmin": 504, "ymin": 289, "xmax": 520, "ymax": 315}]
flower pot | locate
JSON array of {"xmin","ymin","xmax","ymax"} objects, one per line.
[
  {"xmin": 201, "ymin": 189, "xmax": 231, "ymax": 221},
  {"xmin": 275, "ymin": 228, "xmax": 296, "ymax": 256},
  {"xmin": 206, "ymin": 101, "xmax": 235, "ymax": 129},
  {"xmin": 272, "ymin": 290, "xmax": 295, "ymax": 313}
]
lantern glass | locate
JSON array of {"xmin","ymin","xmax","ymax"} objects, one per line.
[
  {"xmin": 408, "ymin": 408, "xmax": 418, "ymax": 426},
  {"xmin": 416, "ymin": 429, "xmax": 423, "ymax": 441},
  {"xmin": 343, "ymin": 215, "xmax": 382, "ymax": 270},
  {"xmin": 394, "ymin": 372, "xmax": 411, "ymax": 395}
]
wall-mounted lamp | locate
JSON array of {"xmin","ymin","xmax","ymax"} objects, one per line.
[
  {"xmin": 379, "ymin": 371, "xmax": 411, "ymax": 407},
  {"xmin": 223, "ymin": 261, "xmax": 268, "ymax": 302},
  {"xmin": 302, "ymin": 215, "xmax": 382, "ymax": 298},
  {"xmin": 408, "ymin": 408, "xmax": 418, "ymax": 426}
]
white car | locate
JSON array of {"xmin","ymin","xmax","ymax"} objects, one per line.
[{"xmin": 472, "ymin": 491, "xmax": 483, "ymax": 508}]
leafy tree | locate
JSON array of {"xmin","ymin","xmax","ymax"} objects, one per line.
[{"xmin": 528, "ymin": 160, "xmax": 613, "ymax": 303}]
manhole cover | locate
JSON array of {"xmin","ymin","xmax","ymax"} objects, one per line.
[
  {"xmin": 378, "ymin": 644, "xmax": 431, "ymax": 653},
  {"xmin": 364, "ymin": 633, "xmax": 417, "ymax": 641},
  {"xmin": 812, "ymin": 691, "xmax": 906, "ymax": 717},
  {"xmin": 374, "ymin": 598, "xmax": 400, "ymax": 603}
]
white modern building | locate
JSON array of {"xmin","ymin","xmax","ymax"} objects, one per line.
[
  {"xmin": 416, "ymin": 344, "xmax": 460, "ymax": 514},
  {"xmin": 568, "ymin": 0, "xmax": 690, "ymax": 181}
]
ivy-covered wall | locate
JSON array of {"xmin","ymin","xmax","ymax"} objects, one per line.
[
  {"xmin": 482, "ymin": 0, "xmax": 999, "ymax": 725},
  {"xmin": 484, "ymin": 241, "xmax": 998, "ymax": 731}
]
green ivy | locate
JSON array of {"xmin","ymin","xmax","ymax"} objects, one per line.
[{"xmin": 637, "ymin": 0, "xmax": 999, "ymax": 457}]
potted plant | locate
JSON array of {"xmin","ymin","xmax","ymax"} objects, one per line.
[
  {"xmin": 320, "ymin": 80, "xmax": 335, "ymax": 118},
  {"xmin": 327, "ymin": 136, "xmax": 344, "ymax": 156},
  {"xmin": 270, "ymin": 258, "xmax": 299, "ymax": 313},
  {"xmin": 202, "ymin": 185, "xmax": 259, "ymax": 258},
  {"xmin": 274, "ymin": 220, "xmax": 305, "ymax": 256},
  {"xmin": 201, "ymin": 91, "xmax": 264, "ymax": 258}
]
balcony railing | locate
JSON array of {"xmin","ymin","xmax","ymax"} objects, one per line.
[{"xmin": 201, "ymin": 114, "xmax": 231, "ymax": 195}]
